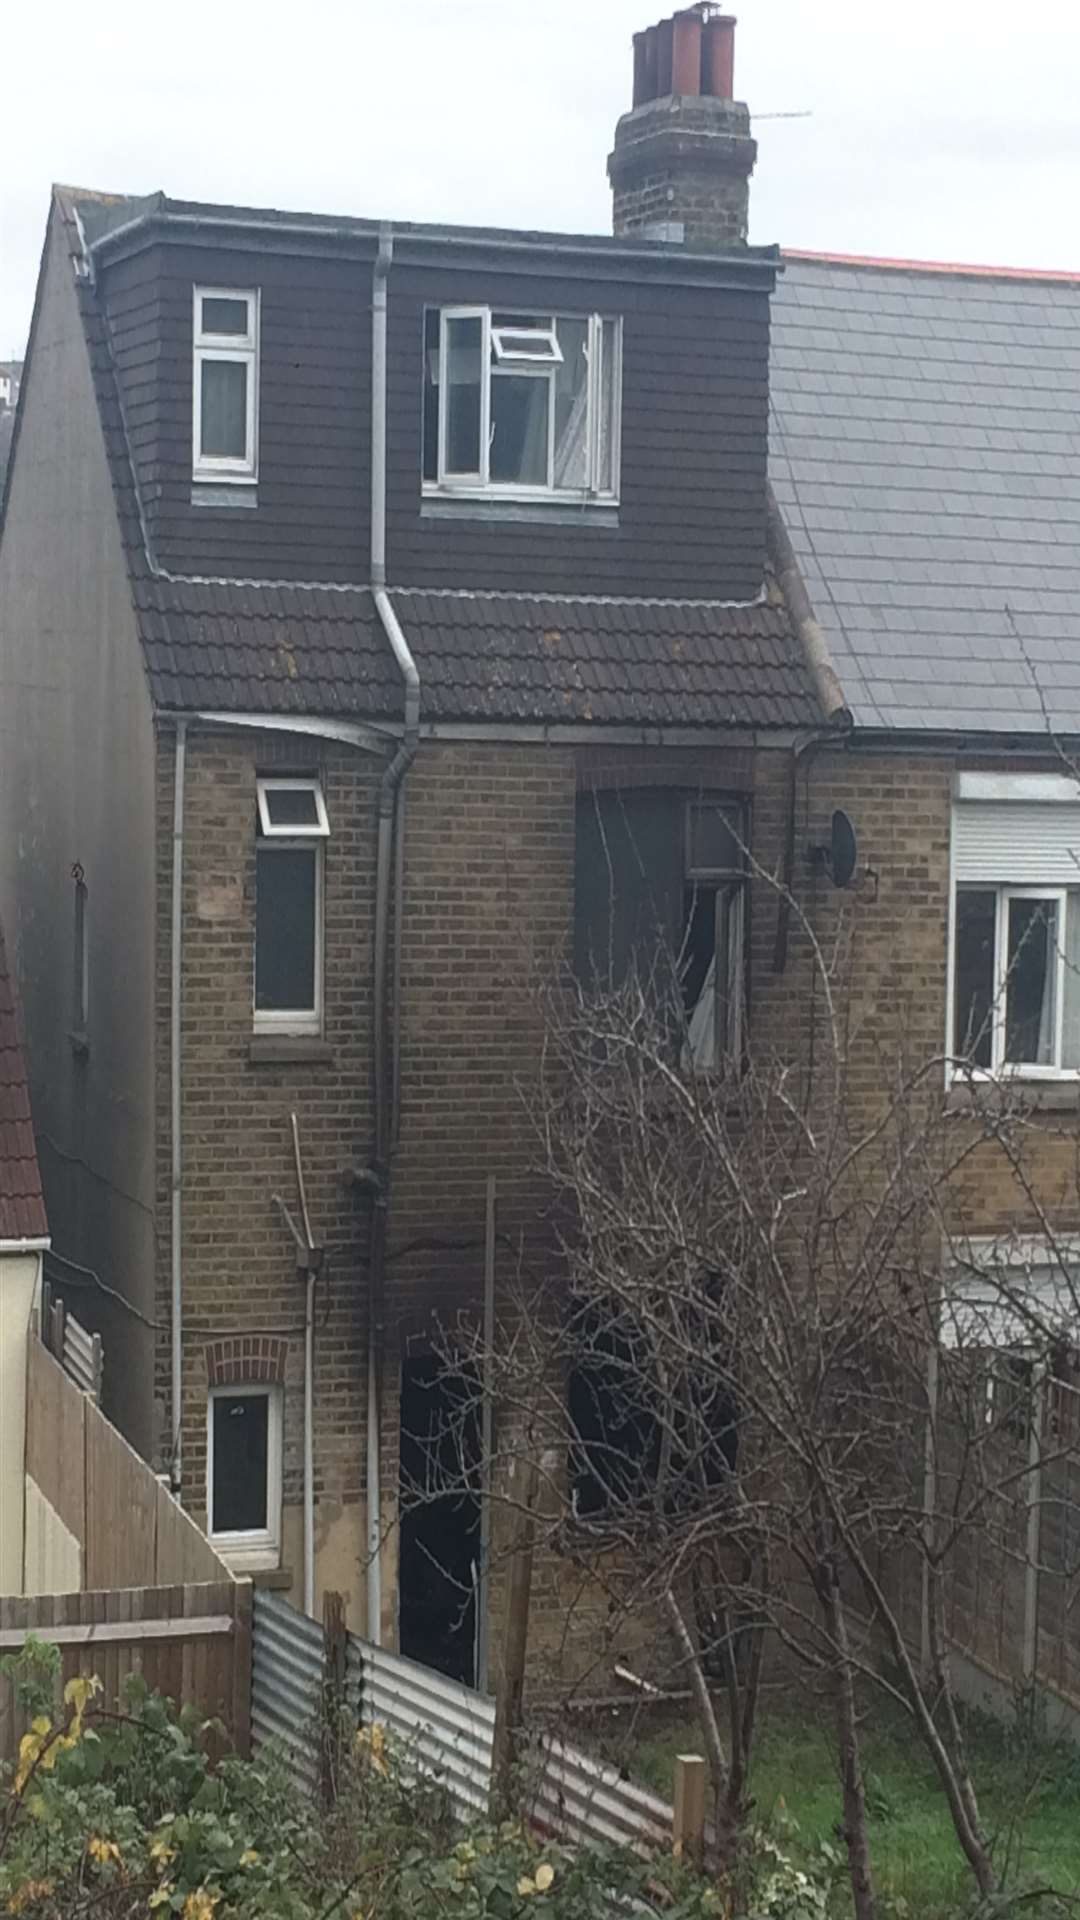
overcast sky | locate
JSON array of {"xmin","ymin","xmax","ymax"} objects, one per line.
[{"xmin": 2, "ymin": 0, "xmax": 1079, "ymax": 356}]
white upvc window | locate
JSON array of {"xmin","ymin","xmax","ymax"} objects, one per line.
[
  {"xmin": 422, "ymin": 306, "xmax": 622, "ymax": 503},
  {"xmin": 950, "ymin": 777, "xmax": 1080, "ymax": 1080},
  {"xmin": 206, "ymin": 1383, "xmax": 283, "ymax": 1571},
  {"xmin": 253, "ymin": 777, "xmax": 328, "ymax": 1036},
  {"xmin": 193, "ymin": 287, "xmax": 259, "ymax": 482}
]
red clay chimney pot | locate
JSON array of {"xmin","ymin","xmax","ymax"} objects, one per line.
[
  {"xmin": 671, "ymin": 8, "xmax": 703, "ymax": 95},
  {"xmin": 702, "ymin": 13, "xmax": 736, "ymax": 99}
]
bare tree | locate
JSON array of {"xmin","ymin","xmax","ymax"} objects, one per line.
[{"xmin": 405, "ymin": 881, "xmax": 1080, "ymax": 1919}]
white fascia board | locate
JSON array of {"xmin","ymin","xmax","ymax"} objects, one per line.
[{"xmin": 0, "ymin": 1238, "xmax": 50, "ymax": 1255}]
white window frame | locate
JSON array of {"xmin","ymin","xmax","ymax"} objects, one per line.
[
  {"xmin": 255, "ymin": 776, "xmax": 330, "ymax": 840},
  {"xmin": 254, "ymin": 778, "xmax": 327, "ymax": 1037},
  {"xmin": 429, "ymin": 306, "xmax": 621, "ymax": 504},
  {"xmin": 206, "ymin": 1383, "xmax": 282, "ymax": 1572},
  {"xmin": 192, "ymin": 286, "xmax": 259, "ymax": 483},
  {"xmin": 950, "ymin": 882, "xmax": 1075, "ymax": 1081}
]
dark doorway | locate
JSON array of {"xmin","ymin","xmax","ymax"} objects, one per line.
[{"xmin": 398, "ymin": 1356, "xmax": 481, "ymax": 1685}]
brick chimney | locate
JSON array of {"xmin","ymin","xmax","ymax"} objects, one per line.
[{"xmin": 608, "ymin": 6, "xmax": 757, "ymax": 249}]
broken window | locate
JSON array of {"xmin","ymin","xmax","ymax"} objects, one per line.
[
  {"xmin": 422, "ymin": 306, "xmax": 621, "ymax": 500},
  {"xmin": 568, "ymin": 1299, "xmax": 738, "ymax": 1521},
  {"xmin": 192, "ymin": 286, "xmax": 259, "ymax": 482},
  {"xmin": 574, "ymin": 788, "xmax": 747, "ymax": 1065},
  {"xmin": 254, "ymin": 777, "xmax": 328, "ymax": 1036},
  {"xmin": 398, "ymin": 1357, "xmax": 481, "ymax": 1686},
  {"xmin": 206, "ymin": 1384, "xmax": 282, "ymax": 1570}
]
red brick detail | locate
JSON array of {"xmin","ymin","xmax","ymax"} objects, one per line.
[{"xmin": 205, "ymin": 1335, "xmax": 288, "ymax": 1388}]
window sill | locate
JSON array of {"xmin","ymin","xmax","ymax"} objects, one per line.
[
  {"xmin": 249, "ymin": 1565, "xmax": 294, "ymax": 1591},
  {"xmin": 421, "ymin": 492, "xmax": 619, "ymax": 530},
  {"xmin": 946, "ymin": 1077, "xmax": 1080, "ymax": 1114},
  {"xmin": 191, "ymin": 483, "xmax": 258, "ymax": 509},
  {"xmin": 249, "ymin": 1035, "xmax": 333, "ymax": 1066},
  {"xmin": 211, "ymin": 1542, "xmax": 281, "ymax": 1575}
]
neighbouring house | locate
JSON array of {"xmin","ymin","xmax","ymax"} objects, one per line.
[
  {"xmin": 0, "ymin": 10, "xmax": 834, "ymax": 1672},
  {"xmin": 0, "ymin": 919, "xmax": 49, "ymax": 1593},
  {"xmin": 0, "ymin": 362, "xmax": 20, "ymax": 490}
]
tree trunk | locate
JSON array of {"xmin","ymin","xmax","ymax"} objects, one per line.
[{"xmin": 813, "ymin": 1501, "xmax": 876, "ymax": 1920}]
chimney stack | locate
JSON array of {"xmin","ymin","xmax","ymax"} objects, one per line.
[{"xmin": 608, "ymin": 6, "xmax": 756, "ymax": 250}]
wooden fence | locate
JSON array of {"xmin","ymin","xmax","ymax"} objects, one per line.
[
  {"xmin": 23, "ymin": 1334, "xmax": 230, "ymax": 1593},
  {"xmin": 0, "ymin": 1581, "xmax": 252, "ymax": 1767}
]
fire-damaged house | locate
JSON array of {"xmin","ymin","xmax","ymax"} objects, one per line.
[{"xmin": 5, "ymin": 3, "xmax": 1080, "ymax": 1701}]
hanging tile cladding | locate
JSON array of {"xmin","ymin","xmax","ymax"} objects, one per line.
[
  {"xmin": 385, "ymin": 266, "xmax": 771, "ymax": 599},
  {"xmin": 102, "ymin": 244, "xmax": 371, "ymax": 582},
  {"xmin": 0, "ymin": 919, "xmax": 48, "ymax": 1242},
  {"xmin": 132, "ymin": 577, "xmax": 817, "ymax": 728}
]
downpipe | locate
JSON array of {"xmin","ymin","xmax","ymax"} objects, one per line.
[
  {"xmin": 366, "ymin": 223, "xmax": 420, "ymax": 1645},
  {"xmin": 169, "ymin": 719, "xmax": 188, "ymax": 1493}
]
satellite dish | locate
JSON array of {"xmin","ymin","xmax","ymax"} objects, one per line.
[{"xmin": 807, "ymin": 809, "xmax": 858, "ymax": 888}]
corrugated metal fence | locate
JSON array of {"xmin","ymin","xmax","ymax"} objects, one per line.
[{"xmin": 252, "ymin": 1589, "xmax": 677, "ymax": 1854}]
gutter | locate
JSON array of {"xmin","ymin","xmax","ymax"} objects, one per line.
[
  {"xmin": 0, "ymin": 1238, "xmax": 51, "ymax": 1255},
  {"xmin": 365, "ymin": 223, "xmax": 421, "ymax": 1648}
]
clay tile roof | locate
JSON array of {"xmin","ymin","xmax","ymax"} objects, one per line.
[{"xmin": 0, "ymin": 921, "xmax": 48, "ymax": 1243}]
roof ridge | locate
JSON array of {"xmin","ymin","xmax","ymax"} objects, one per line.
[{"xmin": 784, "ymin": 247, "xmax": 1080, "ymax": 286}]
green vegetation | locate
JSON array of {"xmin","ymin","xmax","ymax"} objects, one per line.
[
  {"xmin": 0, "ymin": 1639, "xmax": 720, "ymax": 1920},
  {"xmin": 627, "ymin": 1684, "xmax": 1080, "ymax": 1916}
]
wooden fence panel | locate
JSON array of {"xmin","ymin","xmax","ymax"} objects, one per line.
[
  {"xmin": 155, "ymin": 1481, "xmax": 230, "ymax": 1585},
  {"xmin": 25, "ymin": 1338, "xmax": 85, "ymax": 1545},
  {"xmin": 0, "ymin": 1583, "xmax": 249, "ymax": 1767},
  {"xmin": 84, "ymin": 1413, "xmax": 156, "ymax": 1591}
]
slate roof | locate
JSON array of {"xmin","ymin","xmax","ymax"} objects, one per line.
[
  {"xmin": 769, "ymin": 252, "xmax": 1080, "ymax": 736},
  {"xmin": 54, "ymin": 186, "xmax": 819, "ymax": 735},
  {"xmin": 0, "ymin": 920, "xmax": 47, "ymax": 1243}
]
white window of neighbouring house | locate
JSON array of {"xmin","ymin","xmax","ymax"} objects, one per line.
[
  {"xmin": 254, "ymin": 777, "xmax": 328, "ymax": 1035},
  {"xmin": 207, "ymin": 1385, "xmax": 282, "ymax": 1570},
  {"xmin": 422, "ymin": 307, "xmax": 622, "ymax": 501},
  {"xmin": 193, "ymin": 288, "xmax": 259, "ymax": 481},
  {"xmin": 950, "ymin": 774, "xmax": 1080, "ymax": 1078}
]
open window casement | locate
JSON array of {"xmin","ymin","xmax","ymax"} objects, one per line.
[
  {"xmin": 256, "ymin": 777, "xmax": 330, "ymax": 838},
  {"xmin": 427, "ymin": 306, "xmax": 621, "ymax": 500}
]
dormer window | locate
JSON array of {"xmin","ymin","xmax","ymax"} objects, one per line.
[
  {"xmin": 423, "ymin": 307, "xmax": 621, "ymax": 502},
  {"xmin": 193, "ymin": 287, "xmax": 259, "ymax": 482}
]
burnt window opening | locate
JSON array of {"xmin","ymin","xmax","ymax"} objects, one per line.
[
  {"xmin": 568, "ymin": 1301, "xmax": 738, "ymax": 1521},
  {"xmin": 399, "ymin": 1356, "xmax": 482, "ymax": 1687},
  {"xmin": 574, "ymin": 788, "xmax": 748, "ymax": 1065}
]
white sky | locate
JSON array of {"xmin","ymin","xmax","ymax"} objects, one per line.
[{"xmin": 2, "ymin": 0, "xmax": 1079, "ymax": 356}]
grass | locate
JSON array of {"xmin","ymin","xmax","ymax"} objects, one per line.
[{"xmin": 604, "ymin": 1683, "xmax": 1080, "ymax": 1915}]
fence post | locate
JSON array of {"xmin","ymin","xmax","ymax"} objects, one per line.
[
  {"xmin": 1022, "ymin": 1365, "xmax": 1047, "ymax": 1687},
  {"xmin": 231, "ymin": 1580, "xmax": 253, "ymax": 1759},
  {"xmin": 321, "ymin": 1590, "xmax": 348, "ymax": 1808},
  {"xmin": 672, "ymin": 1754, "xmax": 706, "ymax": 1865},
  {"xmin": 490, "ymin": 1453, "xmax": 537, "ymax": 1822}
]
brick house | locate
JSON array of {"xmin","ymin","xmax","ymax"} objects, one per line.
[
  {"xmin": 3, "ymin": 0, "xmax": 1080, "ymax": 1690},
  {"xmin": 0, "ymin": 12, "xmax": 840, "ymax": 1672}
]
